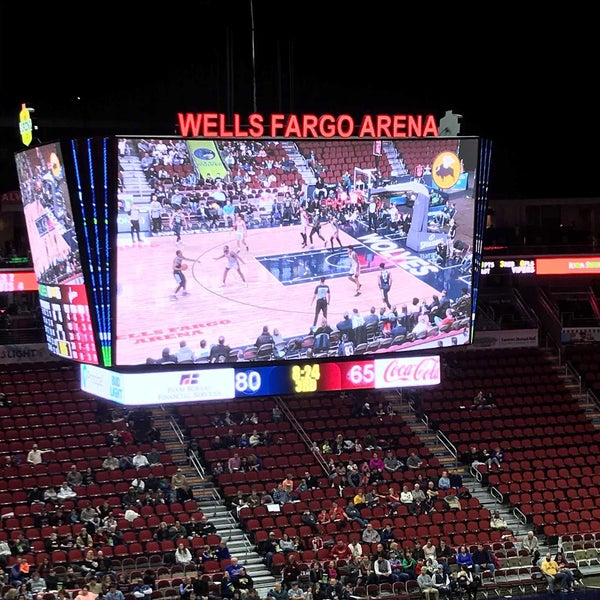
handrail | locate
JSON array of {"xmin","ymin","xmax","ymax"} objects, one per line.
[
  {"xmin": 435, "ymin": 430, "xmax": 457, "ymax": 469},
  {"xmin": 564, "ymin": 361, "xmax": 583, "ymax": 393},
  {"xmin": 513, "ymin": 506, "xmax": 527, "ymax": 526},
  {"xmin": 275, "ymin": 395, "xmax": 330, "ymax": 475},
  {"xmin": 490, "ymin": 486, "xmax": 503, "ymax": 505}
]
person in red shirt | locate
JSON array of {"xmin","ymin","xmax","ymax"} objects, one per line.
[
  {"xmin": 328, "ymin": 501, "xmax": 347, "ymax": 530},
  {"xmin": 331, "ymin": 538, "xmax": 352, "ymax": 564}
]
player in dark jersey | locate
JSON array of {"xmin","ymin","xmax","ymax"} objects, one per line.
[
  {"xmin": 171, "ymin": 250, "xmax": 194, "ymax": 300},
  {"xmin": 378, "ymin": 262, "xmax": 392, "ymax": 309}
]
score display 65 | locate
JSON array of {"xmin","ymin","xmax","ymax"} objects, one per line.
[{"xmin": 233, "ymin": 356, "xmax": 440, "ymax": 397}]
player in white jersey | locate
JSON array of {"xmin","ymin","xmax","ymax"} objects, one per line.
[
  {"xmin": 347, "ymin": 245, "xmax": 361, "ymax": 297},
  {"xmin": 235, "ymin": 213, "xmax": 249, "ymax": 252},
  {"xmin": 214, "ymin": 245, "xmax": 247, "ymax": 287},
  {"xmin": 299, "ymin": 207, "xmax": 310, "ymax": 248}
]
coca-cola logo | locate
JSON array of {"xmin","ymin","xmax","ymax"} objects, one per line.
[{"xmin": 382, "ymin": 357, "xmax": 440, "ymax": 383}]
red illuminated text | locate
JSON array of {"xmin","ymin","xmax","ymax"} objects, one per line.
[{"xmin": 177, "ymin": 113, "xmax": 439, "ymax": 138}]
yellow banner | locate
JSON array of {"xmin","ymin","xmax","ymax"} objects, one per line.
[{"xmin": 186, "ymin": 140, "xmax": 228, "ymax": 180}]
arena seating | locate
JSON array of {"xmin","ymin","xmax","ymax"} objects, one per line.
[{"xmin": 2, "ymin": 346, "xmax": 600, "ymax": 598}]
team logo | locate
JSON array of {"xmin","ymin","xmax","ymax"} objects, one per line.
[
  {"xmin": 179, "ymin": 373, "xmax": 200, "ymax": 385},
  {"xmin": 432, "ymin": 152, "xmax": 461, "ymax": 190},
  {"xmin": 193, "ymin": 148, "xmax": 216, "ymax": 161},
  {"xmin": 49, "ymin": 152, "xmax": 62, "ymax": 179}
]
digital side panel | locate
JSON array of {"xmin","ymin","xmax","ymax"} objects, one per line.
[
  {"xmin": 66, "ymin": 137, "xmax": 116, "ymax": 366},
  {"xmin": 114, "ymin": 137, "xmax": 488, "ymax": 366},
  {"xmin": 14, "ymin": 142, "xmax": 99, "ymax": 364}
]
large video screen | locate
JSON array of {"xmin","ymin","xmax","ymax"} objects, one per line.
[
  {"xmin": 14, "ymin": 143, "xmax": 99, "ymax": 364},
  {"xmin": 115, "ymin": 137, "xmax": 486, "ymax": 366}
]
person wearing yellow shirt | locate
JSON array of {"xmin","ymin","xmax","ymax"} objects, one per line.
[
  {"xmin": 353, "ymin": 488, "xmax": 367, "ymax": 510},
  {"xmin": 541, "ymin": 552, "xmax": 574, "ymax": 593}
]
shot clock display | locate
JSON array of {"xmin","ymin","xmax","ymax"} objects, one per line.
[{"xmin": 80, "ymin": 354, "xmax": 441, "ymax": 405}]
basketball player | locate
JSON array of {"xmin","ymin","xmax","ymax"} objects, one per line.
[
  {"xmin": 309, "ymin": 211, "xmax": 326, "ymax": 248},
  {"xmin": 378, "ymin": 262, "xmax": 392, "ymax": 309},
  {"xmin": 299, "ymin": 207, "xmax": 310, "ymax": 248},
  {"xmin": 327, "ymin": 212, "xmax": 343, "ymax": 251},
  {"xmin": 347, "ymin": 246, "xmax": 361, "ymax": 297},
  {"xmin": 235, "ymin": 213, "xmax": 249, "ymax": 252},
  {"xmin": 171, "ymin": 250, "xmax": 194, "ymax": 300},
  {"xmin": 214, "ymin": 245, "xmax": 247, "ymax": 287},
  {"xmin": 170, "ymin": 205, "xmax": 187, "ymax": 245}
]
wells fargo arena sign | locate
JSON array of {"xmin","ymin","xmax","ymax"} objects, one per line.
[{"xmin": 176, "ymin": 112, "xmax": 439, "ymax": 138}]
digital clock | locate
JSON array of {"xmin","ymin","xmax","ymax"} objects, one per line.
[{"xmin": 291, "ymin": 363, "xmax": 321, "ymax": 393}]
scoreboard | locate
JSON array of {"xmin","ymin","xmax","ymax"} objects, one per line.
[
  {"xmin": 15, "ymin": 132, "xmax": 491, "ymax": 403},
  {"xmin": 80, "ymin": 354, "xmax": 441, "ymax": 405}
]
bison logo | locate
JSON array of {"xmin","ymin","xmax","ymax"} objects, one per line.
[{"xmin": 432, "ymin": 152, "xmax": 461, "ymax": 190}]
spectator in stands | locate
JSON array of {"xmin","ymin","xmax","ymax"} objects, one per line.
[
  {"xmin": 329, "ymin": 501, "xmax": 346, "ymax": 530},
  {"xmin": 146, "ymin": 443, "xmax": 162, "ymax": 466},
  {"xmin": 456, "ymin": 545, "xmax": 473, "ymax": 571},
  {"xmin": 436, "ymin": 540, "xmax": 455, "ymax": 576},
  {"xmin": 221, "ymin": 571, "xmax": 236, "ymax": 599},
  {"xmin": 26, "ymin": 443, "xmax": 54, "ymax": 465},
  {"xmin": 66, "ymin": 464, "xmax": 84, "ymax": 487},
  {"xmin": 521, "ymin": 531, "xmax": 540, "ymax": 564},
  {"xmin": 374, "ymin": 556, "xmax": 393, "ymax": 583},
  {"xmin": 432, "ymin": 564, "xmax": 452, "ymax": 597},
  {"xmin": 228, "ymin": 453, "xmax": 242, "ymax": 472},
  {"xmin": 233, "ymin": 566, "xmax": 254, "ymax": 598},
  {"xmin": 175, "ymin": 542, "xmax": 194, "ymax": 567},
  {"xmin": 273, "ymin": 483, "xmax": 291, "ymax": 505},
  {"xmin": 541, "ymin": 552, "xmax": 574, "ymax": 593},
  {"xmin": 301, "ymin": 509, "xmax": 319, "ymax": 534},
  {"xmin": 362, "ymin": 523, "xmax": 381, "ymax": 545},
  {"xmin": 194, "ymin": 339, "xmax": 211, "ymax": 362},
  {"xmin": 74, "ymin": 585, "xmax": 100, "ymax": 600},
  {"xmin": 267, "ymin": 581, "xmax": 289, "ymax": 600},
  {"xmin": 272, "ymin": 406, "xmax": 283, "ymax": 422},
  {"xmin": 344, "ymin": 501, "xmax": 368, "ymax": 527},
  {"xmin": 157, "ymin": 347, "xmax": 178, "ymax": 364},
  {"xmin": 406, "ymin": 451, "xmax": 424, "ymax": 470},
  {"xmin": 555, "ymin": 550, "xmax": 584, "ymax": 586},
  {"xmin": 437, "ymin": 470, "xmax": 451, "ymax": 491},
  {"xmin": 424, "ymin": 481, "xmax": 439, "ymax": 513},
  {"xmin": 423, "ymin": 539, "xmax": 437, "ymax": 563},
  {"xmin": 175, "ymin": 340, "xmax": 195, "ymax": 363},
  {"xmin": 490, "ymin": 510, "xmax": 508, "ymax": 531},
  {"xmin": 217, "ymin": 541, "xmax": 232, "ymax": 562},
  {"xmin": 471, "ymin": 544, "xmax": 495, "ymax": 576},
  {"xmin": 132, "ymin": 450, "xmax": 150, "ymax": 469},
  {"xmin": 450, "ymin": 567, "xmax": 477, "ymax": 600},
  {"xmin": 171, "ymin": 468, "xmax": 188, "ymax": 499},
  {"xmin": 485, "ymin": 445, "xmax": 504, "ymax": 469},
  {"xmin": 383, "ymin": 449, "xmax": 403, "ymax": 474},
  {"xmin": 260, "ymin": 532, "xmax": 280, "ymax": 569},
  {"xmin": 400, "ymin": 484, "xmax": 416, "ymax": 515},
  {"xmin": 102, "ymin": 452, "xmax": 120, "ymax": 471},
  {"xmin": 281, "ymin": 555, "xmax": 301, "ymax": 589},
  {"xmin": 278, "ymin": 533, "xmax": 297, "ymax": 555},
  {"xmin": 449, "ymin": 469, "xmax": 463, "ymax": 489},
  {"xmin": 57, "ymin": 482, "xmax": 77, "ymax": 501},
  {"xmin": 417, "ymin": 567, "xmax": 440, "ymax": 600},
  {"xmin": 79, "ymin": 501, "xmax": 99, "ymax": 525}
]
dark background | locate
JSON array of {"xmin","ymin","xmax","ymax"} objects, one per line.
[{"xmin": 0, "ymin": 2, "xmax": 595, "ymax": 200}]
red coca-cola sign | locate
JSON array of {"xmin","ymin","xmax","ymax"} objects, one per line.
[{"xmin": 375, "ymin": 356, "xmax": 441, "ymax": 388}]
